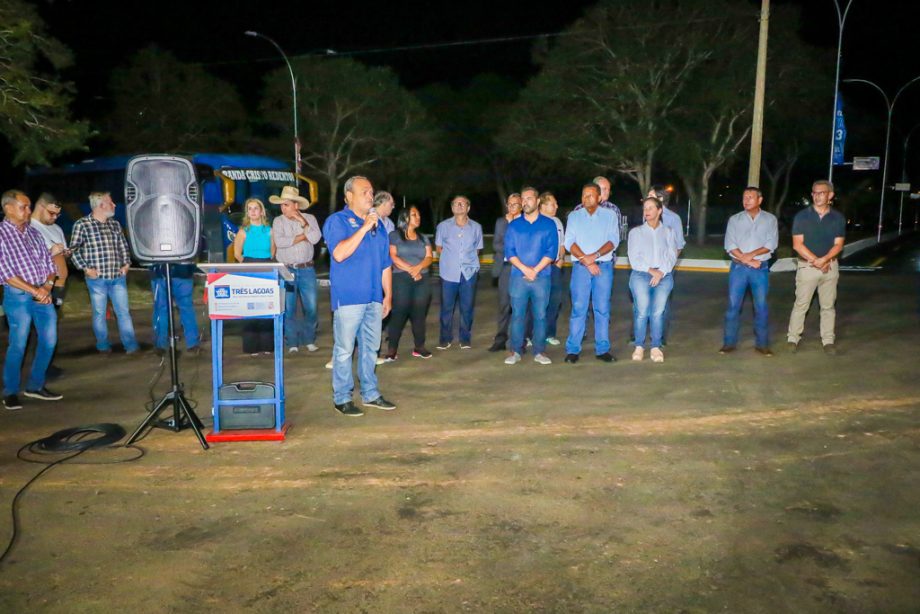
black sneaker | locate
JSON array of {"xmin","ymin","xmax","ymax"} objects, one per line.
[
  {"xmin": 595, "ymin": 352, "xmax": 616, "ymax": 363},
  {"xmin": 46, "ymin": 364, "xmax": 64, "ymax": 380},
  {"xmin": 363, "ymin": 396, "xmax": 397, "ymax": 411},
  {"xmin": 23, "ymin": 387, "xmax": 63, "ymax": 401},
  {"xmin": 487, "ymin": 341, "xmax": 506, "ymax": 352},
  {"xmin": 564, "ymin": 353, "xmax": 579, "ymax": 364},
  {"xmin": 3, "ymin": 394, "xmax": 22, "ymax": 410},
  {"xmin": 334, "ymin": 401, "xmax": 364, "ymax": 417},
  {"xmin": 823, "ymin": 343, "xmax": 837, "ymax": 356}
]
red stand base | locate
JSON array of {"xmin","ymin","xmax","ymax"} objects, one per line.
[{"xmin": 205, "ymin": 422, "xmax": 291, "ymax": 443}]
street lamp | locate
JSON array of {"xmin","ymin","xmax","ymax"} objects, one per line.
[
  {"xmin": 843, "ymin": 75, "xmax": 920, "ymax": 242},
  {"xmin": 898, "ymin": 122, "xmax": 920, "ymax": 234},
  {"xmin": 245, "ymin": 31, "xmax": 300, "ymax": 182},
  {"xmin": 827, "ymin": 0, "xmax": 854, "ymax": 182}
]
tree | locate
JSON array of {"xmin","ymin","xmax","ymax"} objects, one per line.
[
  {"xmin": 260, "ymin": 57, "xmax": 430, "ymax": 213},
  {"xmin": 507, "ymin": 0, "xmax": 721, "ymax": 195},
  {"xmin": 106, "ymin": 46, "xmax": 248, "ymax": 152},
  {"xmin": 0, "ymin": 0, "xmax": 90, "ymax": 164}
]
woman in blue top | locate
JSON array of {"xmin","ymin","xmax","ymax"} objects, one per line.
[
  {"xmin": 383, "ymin": 206, "xmax": 434, "ymax": 361},
  {"xmin": 233, "ymin": 198, "xmax": 276, "ymax": 355},
  {"xmin": 627, "ymin": 196, "xmax": 679, "ymax": 363}
]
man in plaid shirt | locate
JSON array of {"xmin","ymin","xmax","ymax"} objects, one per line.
[
  {"xmin": 1, "ymin": 190, "xmax": 63, "ymax": 410},
  {"xmin": 70, "ymin": 191, "xmax": 139, "ymax": 354}
]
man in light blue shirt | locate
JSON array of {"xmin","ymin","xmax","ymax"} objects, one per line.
[
  {"xmin": 720, "ymin": 186, "xmax": 778, "ymax": 356},
  {"xmin": 435, "ymin": 195, "xmax": 483, "ymax": 349},
  {"xmin": 503, "ymin": 187, "xmax": 558, "ymax": 365},
  {"xmin": 563, "ymin": 183, "xmax": 620, "ymax": 363}
]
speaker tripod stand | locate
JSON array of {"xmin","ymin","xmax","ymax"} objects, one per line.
[{"xmin": 126, "ymin": 263, "xmax": 209, "ymax": 450}]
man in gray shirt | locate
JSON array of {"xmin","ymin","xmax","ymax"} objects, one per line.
[
  {"xmin": 270, "ymin": 186, "xmax": 322, "ymax": 353},
  {"xmin": 488, "ymin": 192, "xmax": 522, "ymax": 352},
  {"xmin": 720, "ymin": 186, "xmax": 778, "ymax": 356},
  {"xmin": 435, "ymin": 195, "xmax": 483, "ymax": 349}
]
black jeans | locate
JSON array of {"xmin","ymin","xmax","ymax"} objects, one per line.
[
  {"xmin": 388, "ymin": 273, "xmax": 431, "ymax": 353},
  {"xmin": 492, "ymin": 263, "xmax": 512, "ymax": 347}
]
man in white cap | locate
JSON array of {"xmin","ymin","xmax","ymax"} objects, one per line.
[{"xmin": 271, "ymin": 185, "xmax": 322, "ymax": 353}]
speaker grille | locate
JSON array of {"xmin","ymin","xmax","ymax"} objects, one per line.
[{"xmin": 125, "ymin": 156, "xmax": 201, "ymax": 262}]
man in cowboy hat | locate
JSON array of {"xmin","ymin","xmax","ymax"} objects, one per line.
[{"xmin": 271, "ymin": 185, "xmax": 322, "ymax": 353}]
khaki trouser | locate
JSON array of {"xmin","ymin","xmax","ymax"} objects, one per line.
[{"xmin": 787, "ymin": 259, "xmax": 839, "ymax": 345}]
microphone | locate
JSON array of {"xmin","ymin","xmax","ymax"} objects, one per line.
[{"xmin": 370, "ymin": 206, "xmax": 378, "ymax": 236}]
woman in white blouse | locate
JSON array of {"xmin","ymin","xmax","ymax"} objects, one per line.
[{"xmin": 627, "ymin": 197, "xmax": 679, "ymax": 363}]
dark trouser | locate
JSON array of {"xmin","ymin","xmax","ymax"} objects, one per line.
[
  {"xmin": 242, "ymin": 257, "xmax": 275, "ymax": 353},
  {"xmin": 389, "ymin": 273, "xmax": 431, "ymax": 352},
  {"xmin": 492, "ymin": 264, "xmax": 512, "ymax": 347},
  {"xmin": 545, "ymin": 265, "xmax": 565, "ymax": 339},
  {"xmin": 439, "ymin": 273, "xmax": 478, "ymax": 345}
]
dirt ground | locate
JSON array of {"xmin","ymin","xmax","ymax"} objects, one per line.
[{"xmin": 0, "ymin": 268, "xmax": 918, "ymax": 613}]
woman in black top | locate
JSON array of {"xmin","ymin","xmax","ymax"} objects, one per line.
[{"xmin": 384, "ymin": 206, "xmax": 434, "ymax": 361}]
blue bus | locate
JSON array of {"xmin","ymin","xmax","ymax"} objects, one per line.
[{"xmin": 25, "ymin": 153, "xmax": 319, "ymax": 262}]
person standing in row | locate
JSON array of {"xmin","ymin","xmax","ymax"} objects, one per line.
[
  {"xmin": 538, "ymin": 191, "xmax": 566, "ymax": 347},
  {"xmin": 233, "ymin": 198, "xmax": 275, "ymax": 355},
  {"xmin": 271, "ymin": 186, "xmax": 321, "ymax": 354},
  {"xmin": 70, "ymin": 191, "xmax": 139, "ymax": 355},
  {"xmin": 628, "ymin": 197, "xmax": 679, "ymax": 363},
  {"xmin": 323, "ymin": 176, "xmax": 396, "ymax": 417},
  {"xmin": 1, "ymin": 190, "xmax": 61, "ymax": 410},
  {"xmin": 787, "ymin": 180, "xmax": 845, "ymax": 355},
  {"xmin": 436, "ymin": 195, "xmax": 483, "ymax": 350},
  {"xmin": 374, "ymin": 191, "xmax": 396, "ymax": 235},
  {"xmin": 564, "ymin": 183, "xmax": 619, "ymax": 364},
  {"xmin": 720, "ymin": 187, "xmax": 778, "ymax": 356},
  {"xmin": 30, "ymin": 193, "xmax": 69, "ymax": 377},
  {"xmin": 488, "ymin": 193, "xmax": 522, "ymax": 352},
  {"xmin": 385, "ymin": 206, "xmax": 434, "ymax": 361},
  {"xmin": 648, "ymin": 185, "xmax": 685, "ymax": 344},
  {"xmin": 503, "ymin": 187, "xmax": 558, "ymax": 365}
]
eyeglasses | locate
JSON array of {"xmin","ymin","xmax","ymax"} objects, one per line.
[{"xmin": 47, "ymin": 210, "xmax": 61, "ymax": 217}]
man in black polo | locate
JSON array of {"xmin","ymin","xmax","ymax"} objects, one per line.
[{"xmin": 786, "ymin": 180, "xmax": 846, "ymax": 355}]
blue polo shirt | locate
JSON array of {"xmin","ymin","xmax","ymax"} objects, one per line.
[
  {"xmin": 504, "ymin": 214, "xmax": 559, "ymax": 278},
  {"xmin": 323, "ymin": 208, "xmax": 392, "ymax": 310}
]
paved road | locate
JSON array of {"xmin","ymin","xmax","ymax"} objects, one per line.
[{"xmin": 843, "ymin": 231, "xmax": 920, "ymax": 272}]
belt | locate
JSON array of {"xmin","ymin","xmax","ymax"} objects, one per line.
[{"xmin": 287, "ymin": 261, "xmax": 314, "ymax": 269}]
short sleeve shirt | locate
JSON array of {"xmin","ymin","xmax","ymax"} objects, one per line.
[
  {"xmin": 791, "ymin": 206, "xmax": 846, "ymax": 257},
  {"xmin": 30, "ymin": 219, "xmax": 67, "ymax": 249},
  {"xmin": 435, "ymin": 217, "xmax": 483, "ymax": 283},
  {"xmin": 388, "ymin": 231, "xmax": 431, "ymax": 276},
  {"xmin": 323, "ymin": 208, "xmax": 392, "ymax": 310}
]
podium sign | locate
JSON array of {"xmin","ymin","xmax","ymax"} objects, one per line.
[{"xmin": 207, "ymin": 271, "xmax": 282, "ymax": 319}]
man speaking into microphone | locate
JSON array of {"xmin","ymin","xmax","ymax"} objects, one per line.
[{"xmin": 322, "ymin": 176, "xmax": 396, "ymax": 417}]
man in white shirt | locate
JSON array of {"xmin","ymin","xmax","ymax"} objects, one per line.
[{"xmin": 30, "ymin": 193, "xmax": 69, "ymax": 304}]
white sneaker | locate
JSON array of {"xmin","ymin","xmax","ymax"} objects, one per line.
[
  {"xmin": 288, "ymin": 346, "xmax": 299, "ymax": 354},
  {"xmin": 459, "ymin": 343, "xmax": 471, "ymax": 349},
  {"xmin": 632, "ymin": 346, "xmax": 644, "ymax": 361},
  {"xmin": 375, "ymin": 356, "xmax": 386, "ymax": 366},
  {"xmin": 534, "ymin": 353, "xmax": 552, "ymax": 365},
  {"xmin": 504, "ymin": 352, "xmax": 522, "ymax": 365},
  {"xmin": 546, "ymin": 337, "xmax": 561, "ymax": 346},
  {"xmin": 650, "ymin": 347, "xmax": 664, "ymax": 363},
  {"xmin": 526, "ymin": 339, "xmax": 533, "ymax": 348},
  {"xmin": 306, "ymin": 343, "xmax": 319, "ymax": 352},
  {"xmin": 325, "ymin": 359, "xmax": 333, "ymax": 369},
  {"xmin": 435, "ymin": 342, "xmax": 452, "ymax": 350}
]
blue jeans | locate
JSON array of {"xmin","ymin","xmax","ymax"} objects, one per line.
[
  {"xmin": 629, "ymin": 271, "xmax": 674, "ymax": 348},
  {"xmin": 565, "ymin": 261, "xmax": 613, "ymax": 355},
  {"xmin": 439, "ymin": 273, "xmax": 478, "ymax": 345},
  {"xmin": 545, "ymin": 266, "xmax": 565, "ymax": 339},
  {"xmin": 151, "ymin": 276, "xmax": 200, "ymax": 350},
  {"xmin": 3, "ymin": 287, "xmax": 57, "ymax": 395},
  {"xmin": 510, "ymin": 275, "xmax": 551, "ymax": 355},
  {"xmin": 86, "ymin": 276, "xmax": 139, "ymax": 352},
  {"xmin": 723, "ymin": 261, "xmax": 770, "ymax": 348},
  {"xmin": 332, "ymin": 302, "xmax": 382, "ymax": 404},
  {"xmin": 284, "ymin": 267, "xmax": 317, "ymax": 348}
]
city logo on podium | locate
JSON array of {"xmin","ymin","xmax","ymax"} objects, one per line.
[{"xmin": 214, "ymin": 286, "xmax": 231, "ymax": 299}]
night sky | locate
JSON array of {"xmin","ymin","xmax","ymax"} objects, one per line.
[{"xmin": 12, "ymin": 0, "xmax": 920, "ymax": 196}]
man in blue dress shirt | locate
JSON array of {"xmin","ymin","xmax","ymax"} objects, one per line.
[
  {"xmin": 564, "ymin": 183, "xmax": 620, "ymax": 363},
  {"xmin": 322, "ymin": 176, "xmax": 396, "ymax": 417},
  {"xmin": 720, "ymin": 187, "xmax": 778, "ymax": 356},
  {"xmin": 435, "ymin": 195, "xmax": 484, "ymax": 349},
  {"xmin": 503, "ymin": 187, "xmax": 558, "ymax": 365}
]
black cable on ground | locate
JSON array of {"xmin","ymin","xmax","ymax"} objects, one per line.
[{"xmin": 0, "ymin": 424, "xmax": 144, "ymax": 566}]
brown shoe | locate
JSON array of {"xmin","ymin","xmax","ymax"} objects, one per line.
[
  {"xmin": 755, "ymin": 346, "xmax": 773, "ymax": 357},
  {"xmin": 719, "ymin": 345, "xmax": 736, "ymax": 354},
  {"xmin": 823, "ymin": 343, "xmax": 837, "ymax": 356},
  {"xmin": 787, "ymin": 341, "xmax": 798, "ymax": 354}
]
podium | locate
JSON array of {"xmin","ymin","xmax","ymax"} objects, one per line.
[{"xmin": 200, "ymin": 262, "xmax": 293, "ymax": 442}]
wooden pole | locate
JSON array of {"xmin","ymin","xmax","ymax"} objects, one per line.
[{"xmin": 747, "ymin": 0, "xmax": 770, "ymax": 187}]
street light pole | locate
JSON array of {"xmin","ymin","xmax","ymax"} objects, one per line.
[
  {"xmin": 245, "ymin": 31, "xmax": 300, "ymax": 183},
  {"xmin": 898, "ymin": 122, "xmax": 920, "ymax": 234},
  {"xmin": 747, "ymin": 0, "xmax": 770, "ymax": 187},
  {"xmin": 843, "ymin": 75, "xmax": 920, "ymax": 242},
  {"xmin": 827, "ymin": 0, "xmax": 854, "ymax": 182}
]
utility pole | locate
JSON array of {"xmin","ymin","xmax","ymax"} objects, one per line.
[
  {"xmin": 747, "ymin": 0, "xmax": 770, "ymax": 187},
  {"xmin": 827, "ymin": 1, "xmax": 854, "ymax": 182}
]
